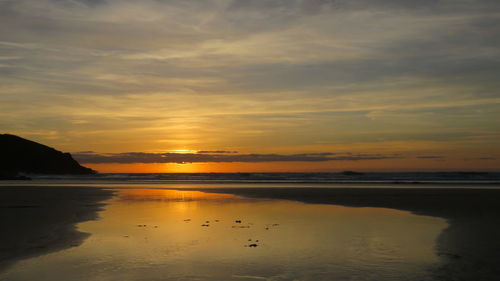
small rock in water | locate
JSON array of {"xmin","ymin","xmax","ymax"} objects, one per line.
[
  {"xmin": 248, "ymin": 244, "xmax": 258, "ymax": 247},
  {"xmin": 184, "ymin": 219, "xmax": 191, "ymax": 222},
  {"xmin": 201, "ymin": 224, "xmax": 210, "ymax": 227},
  {"xmin": 235, "ymin": 220, "xmax": 242, "ymax": 223}
]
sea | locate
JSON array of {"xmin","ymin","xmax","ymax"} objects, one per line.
[{"xmin": 8, "ymin": 171, "xmax": 500, "ymax": 187}]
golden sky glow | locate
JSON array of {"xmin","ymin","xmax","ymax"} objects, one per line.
[{"xmin": 1, "ymin": 0, "xmax": 499, "ymax": 172}]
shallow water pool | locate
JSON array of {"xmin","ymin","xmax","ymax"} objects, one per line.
[{"xmin": 1, "ymin": 189, "xmax": 446, "ymax": 281}]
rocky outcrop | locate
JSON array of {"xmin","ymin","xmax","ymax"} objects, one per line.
[{"xmin": 0, "ymin": 134, "xmax": 95, "ymax": 177}]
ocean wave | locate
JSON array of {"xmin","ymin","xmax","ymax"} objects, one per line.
[{"xmin": 25, "ymin": 172, "xmax": 500, "ymax": 185}]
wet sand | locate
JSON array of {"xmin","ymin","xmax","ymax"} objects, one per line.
[
  {"xmin": 180, "ymin": 187, "xmax": 500, "ymax": 281},
  {"xmin": 0, "ymin": 187, "xmax": 114, "ymax": 272},
  {"xmin": 1, "ymin": 186, "xmax": 500, "ymax": 281}
]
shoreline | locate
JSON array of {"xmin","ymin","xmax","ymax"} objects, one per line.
[{"xmin": 0, "ymin": 186, "xmax": 114, "ymax": 273}]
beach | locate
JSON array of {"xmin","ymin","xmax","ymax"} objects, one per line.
[
  {"xmin": 1, "ymin": 185, "xmax": 500, "ymax": 280},
  {"xmin": 183, "ymin": 187, "xmax": 500, "ymax": 281},
  {"xmin": 0, "ymin": 187, "xmax": 114, "ymax": 272}
]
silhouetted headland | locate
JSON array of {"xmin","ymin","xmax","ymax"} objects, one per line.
[{"xmin": 0, "ymin": 134, "xmax": 95, "ymax": 179}]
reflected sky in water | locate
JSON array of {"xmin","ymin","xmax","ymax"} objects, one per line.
[{"xmin": 2, "ymin": 189, "xmax": 446, "ymax": 281}]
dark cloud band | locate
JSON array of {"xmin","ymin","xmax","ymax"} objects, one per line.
[{"xmin": 73, "ymin": 152, "xmax": 402, "ymax": 164}]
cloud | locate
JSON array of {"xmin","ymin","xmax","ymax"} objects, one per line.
[
  {"xmin": 197, "ymin": 150, "xmax": 238, "ymax": 154},
  {"xmin": 417, "ymin": 156, "xmax": 446, "ymax": 159},
  {"xmin": 0, "ymin": 56, "xmax": 22, "ymax": 60},
  {"xmin": 74, "ymin": 150, "xmax": 96, "ymax": 154},
  {"xmin": 463, "ymin": 157, "xmax": 496, "ymax": 161},
  {"xmin": 1, "ymin": 0, "xmax": 499, "ymax": 165},
  {"xmin": 73, "ymin": 151, "xmax": 402, "ymax": 164}
]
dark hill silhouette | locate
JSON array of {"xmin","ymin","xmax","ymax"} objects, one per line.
[{"xmin": 0, "ymin": 134, "xmax": 95, "ymax": 178}]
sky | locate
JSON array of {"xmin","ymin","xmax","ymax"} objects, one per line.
[{"xmin": 1, "ymin": 0, "xmax": 499, "ymax": 172}]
